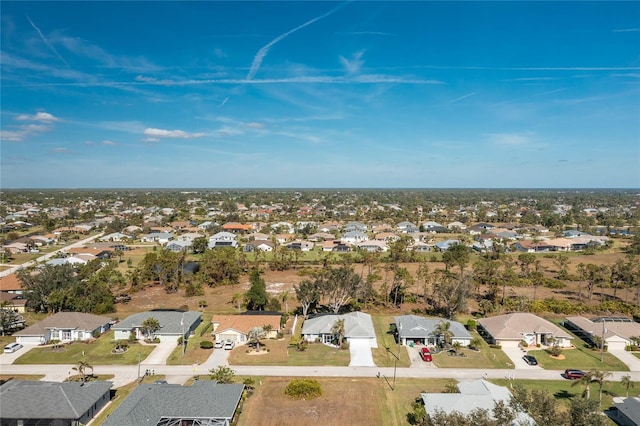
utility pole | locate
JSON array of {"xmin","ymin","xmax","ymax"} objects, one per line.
[
  {"xmin": 137, "ymin": 351, "xmax": 141, "ymax": 380},
  {"xmin": 181, "ymin": 312, "xmax": 186, "ymax": 357},
  {"xmin": 600, "ymin": 321, "xmax": 606, "ymax": 363}
]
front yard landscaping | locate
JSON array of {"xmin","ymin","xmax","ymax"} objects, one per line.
[
  {"xmin": 13, "ymin": 331, "xmax": 155, "ymax": 365},
  {"xmin": 166, "ymin": 313, "xmax": 213, "ymax": 365},
  {"xmin": 431, "ymin": 333, "xmax": 514, "ymax": 369},
  {"xmin": 228, "ymin": 338, "xmax": 351, "ymax": 366},
  {"xmin": 527, "ymin": 345, "xmax": 629, "ymax": 371}
]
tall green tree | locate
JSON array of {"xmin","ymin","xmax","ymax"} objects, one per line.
[
  {"xmin": 141, "ymin": 317, "xmax": 161, "ymax": 340},
  {"xmin": 245, "ymin": 269, "xmax": 268, "ymax": 311},
  {"xmin": 295, "ymin": 279, "xmax": 319, "ymax": 318},
  {"xmin": 199, "ymin": 247, "xmax": 241, "ymax": 287}
]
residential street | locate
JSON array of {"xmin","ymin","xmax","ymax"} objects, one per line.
[{"xmin": 2, "ymin": 363, "xmax": 638, "ymax": 389}]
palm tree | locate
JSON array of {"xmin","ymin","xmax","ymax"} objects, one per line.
[
  {"xmin": 621, "ymin": 374, "xmax": 635, "ymax": 397},
  {"xmin": 280, "ymin": 291, "xmax": 289, "ymax": 314},
  {"xmin": 331, "ymin": 319, "xmax": 345, "ymax": 349},
  {"xmin": 571, "ymin": 370, "xmax": 594, "ymax": 399},
  {"xmin": 433, "ymin": 320, "xmax": 453, "ymax": 348},
  {"xmin": 592, "ymin": 370, "xmax": 612, "ymax": 406},
  {"xmin": 72, "ymin": 360, "xmax": 93, "ymax": 382}
]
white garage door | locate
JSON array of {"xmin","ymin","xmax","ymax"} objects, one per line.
[
  {"xmin": 16, "ymin": 335, "xmax": 43, "ymax": 345},
  {"xmin": 499, "ymin": 340, "xmax": 521, "ymax": 348},
  {"xmin": 607, "ymin": 341, "xmax": 627, "ymax": 351}
]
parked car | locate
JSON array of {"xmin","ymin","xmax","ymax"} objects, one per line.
[
  {"xmin": 419, "ymin": 347, "xmax": 432, "ymax": 362},
  {"xmin": 224, "ymin": 340, "xmax": 235, "ymax": 350},
  {"xmin": 563, "ymin": 369, "xmax": 586, "ymax": 380},
  {"xmin": 154, "ymin": 380, "xmax": 168, "ymax": 385},
  {"xmin": 214, "ymin": 340, "xmax": 223, "ymax": 349},
  {"xmin": 522, "ymin": 355, "xmax": 538, "ymax": 365},
  {"xmin": 4, "ymin": 342, "xmax": 23, "ymax": 353}
]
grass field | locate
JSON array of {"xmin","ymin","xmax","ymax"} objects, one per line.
[
  {"xmin": 228, "ymin": 338, "xmax": 351, "ymax": 366},
  {"xmin": 238, "ymin": 376, "xmax": 456, "ymax": 426},
  {"xmin": 371, "ymin": 315, "xmax": 411, "ymax": 368},
  {"xmin": 431, "ymin": 332, "xmax": 514, "ymax": 369},
  {"xmin": 13, "ymin": 331, "xmax": 155, "ymax": 365},
  {"xmin": 527, "ymin": 345, "xmax": 629, "ymax": 371},
  {"xmin": 166, "ymin": 313, "xmax": 213, "ymax": 365}
]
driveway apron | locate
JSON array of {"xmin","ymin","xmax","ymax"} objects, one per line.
[
  {"xmin": 349, "ymin": 339, "xmax": 375, "ymax": 367},
  {"xmin": 141, "ymin": 340, "xmax": 177, "ymax": 365}
]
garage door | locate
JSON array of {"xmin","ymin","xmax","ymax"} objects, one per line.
[
  {"xmin": 16, "ymin": 336, "xmax": 43, "ymax": 345},
  {"xmin": 607, "ymin": 341, "xmax": 627, "ymax": 351},
  {"xmin": 499, "ymin": 340, "xmax": 521, "ymax": 348}
]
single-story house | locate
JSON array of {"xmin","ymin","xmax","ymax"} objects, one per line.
[
  {"xmin": 102, "ymin": 381, "xmax": 244, "ymax": 426},
  {"xmin": 341, "ymin": 230, "xmax": 369, "ymax": 244},
  {"xmin": 355, "ymin": 240, "xmax": 388, "ymax": 252},
  {"xmin": 394, "ymin": 315, "xmax": 472, "ymax": 347},
  {"xmin": 140, "ymin": 232, "xmax": 174, "ymax": 244},
  {"xmin": 100, "ymin": 232, "xmax": 131, "ymax": 242},
  {"xmin": 212, "ymin": 312, "xmax": 282, "ymax": 345},
  {"xmin": 564, "ymin": 316, "xmax": 640, "ymax": 351},
  {"xmin": 478, "ymin": 312, "xmax": 573, "ymax": 348},
  {"xmin": 243, "ymin": 240, "xmax": 275, "ymax": 252},
  {"xmin": 612, "ymin": 396, "xmax": 640, "ymax": 426},
  {"xmin": 113, "ymin": 310, "xmax": 201, "ymax": 342},
  {"xmin": 165, "ymin": 240, "xmax": 192, "ymax": 252},
  {"xmin": 14, "ymin": 311, "xmax": 113, "ymax": 345},
  {"xmin": 0, "ymin": 292, "xmax": 26, "ymax": 313},
  {"xmin": 434, "ymin": 239, "xmax": 460, "ymax": 251},
  {"xmin": 302, "ymin": 311, "xmax": 378, "ymax": 348},
  {"xmin": 421, "ymin": 380, "xmax": 535, "ymax": 425},
  {"xmin": 0, "ymin": 380, "xmax": 112, "ymax": 426},
  {"xmin": 0, "ymin": 273, "xmax": 24, "ymax": 295}
]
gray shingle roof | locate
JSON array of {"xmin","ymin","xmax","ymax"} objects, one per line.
[
  {"xmin": 102, "ymin": 382, "xmax": 244, "ymax": 426},
  {"xmin": 113, "ymin": 310, "xmax": 201, "ymax": 335},
  {"xmin": 302, "ymin": 312, "xmax": 376, "ymax": 339},
  {"xmin": 394, "ymin": 315, "xmax": 471, "ymax": 340},
  {"xmin": 0, "ymin": 380, "xmax": 112, "ymax": 420},
  {"xmin": 14, "ymin": 311, "xmax": 113, "ymax": 337}
]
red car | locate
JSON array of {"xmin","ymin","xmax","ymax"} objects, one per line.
[
  {"xmin": 564, "ymin": 369, "xmax": 586, "ymax": 380},
  {"xmin": 419, "ymin": 347, "xmax": 432, "ymax": 362}
]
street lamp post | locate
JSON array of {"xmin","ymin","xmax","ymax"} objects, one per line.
[{"xmin": 181, "ymin": 312, "xmax": 186, "ymax": 357}]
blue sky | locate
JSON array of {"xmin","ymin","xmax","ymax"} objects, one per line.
[{"xmin": 1, "ymin": 1, "xmax": 639, "ymax": 189}]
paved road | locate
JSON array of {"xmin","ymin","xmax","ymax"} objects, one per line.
[
  {"xmin": 0, "ymin": 233, "xmax": 105, "ymax": 278},
  {"xmin": 2, "ymin": 363, "xmax": 638, "ymax": 389}
]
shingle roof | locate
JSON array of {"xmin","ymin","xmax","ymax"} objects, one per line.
[
  {"xmin": 0, "ymin": 380, "xmax": 112, "ymax": 420},
  {"xmin": 478, "ymin": 313, "xmax": 573, "ymax": 341},
  {"xmin": 394, "ymin": 315, "xmax": 471, "ymax": 340},
  {"xmin": 102, "ymin": 382, "xmax": 244, "ymax": 426},
  {"xmin": 302, "ymin": 312, "xmax": 376, "ymax": 339},
  {"xmin": 113, "ymin": 310, "xmax": 201, "ymax": 335},
  {"xmin": 14, "ymin": 312, "xmax": 113, "ymax": 337}
]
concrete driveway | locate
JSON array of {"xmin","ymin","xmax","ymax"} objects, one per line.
[
  {"xmin": 609, "ymin": 349, "xmax": 640, "ymax": 372},
  {"xmin": 0, "ymin": 343, "xmax": 38, "ymax": 365},
  {"xmin": 141, "ymin": 340, "xmax": 177, "ymax": 365},
  {"xmin": 501, "ymin": 346, "xmax": 542, "ymax": 370},
  {"xmin": 349, "ymin": 339, "xmax": 375, "ymax": 367},
  {"xmin": 406, "ymin": 345, "xmax": 437, "ymax": 368},
  {"xmin": 203, "ymin": 347, "xmax": 230, "ymax": 367}
]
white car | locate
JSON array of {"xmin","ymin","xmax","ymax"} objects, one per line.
[
  {"xmin": 214, "ymin": 341, "xmax": 223, "ymax": 349},
  {"xmin": 224, "ymin": 341, "xmax": 235, "ymax": 350},
  {"xmin": 4, "ymin": 342, "xmax": 23, "ymax": 353}
]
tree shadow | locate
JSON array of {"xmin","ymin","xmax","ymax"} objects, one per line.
[{"xmin": 554, "ymin": 389, "xmax": 576, "ymax": 400}]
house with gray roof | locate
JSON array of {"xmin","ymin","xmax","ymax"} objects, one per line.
[
  {"xmin": 113, "ymin": 310, "xmax": 201, "ymax": 342},
  {"xmin": 14, "ymin": 311, "xmax": 113, "ymax": 345},
  {"xmin": 394, "ymin": 315, "xmax": 471, "ymax": 347},
  {"xmin": 564, "ymin": 316, "xmax": 640, "ymax": 351},
  {"xmin": 0, "ymin": 380, "xmax": 112, "ymax": 425},
  {"xmin": 102, "ymin": 381, "xmax": 244, "ymax": 426},
  {"xmin": 421, "ymin": 379, "xmax": 535, "ymax": 425},
  {"xmin": 302, "ymin": 311, "xmax": 377, "ymax": 348}
]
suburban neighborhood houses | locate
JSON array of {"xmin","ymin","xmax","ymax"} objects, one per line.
[{"xmin": 0, "ymin": 189, "xmax": 639, "ymax": 425}]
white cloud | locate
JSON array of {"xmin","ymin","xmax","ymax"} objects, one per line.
[
  {"xmin": 214, "ymin": 48, "xmax": 227, "ymax": 58},
  {"xmin": 52, "ymin": 147, "xmax": 72, "ymax": 153},
  {"xmin": 340, "ymin": 51, "xmax": 365, "ymax": 74},
  {"xmin": 245, "ymin": 122, "xmax": 264, "ymax": 129},
  {"xmin": 143, "ymin": 137, "xmax": 160, "ymax": 143},
  {"xmin": 144, "ymin": 128, "xmax": 205, "ymax": 139},
  {"xmin": 15, "ymin": 111, "xmax": 59, "ymax": 122},
  {"xmin": 101, "ymin": 140, "xmax": 117, "ymax": 145}
]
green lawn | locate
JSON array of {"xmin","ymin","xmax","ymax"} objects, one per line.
[
  {"xmin": 527, "ymin": 346, "xmax": 629, "ymax": 371},
  {"xmin": 633, "ymin": 353, "xmax": 640, "ymax": 360},
  {"xmin": 13, "ymin": 331, "xmax": 155, "ymax": 365},
  {"xmin": 166, "ymin": 313, "xmax": 213, "ymax": 365},
  {"xmin": 431, "ymin": 332, "xmax": 514, "ymax": 369},
  {"xmin": 371, "ymin": 315, "xmax": 411, "ymax": 368}
]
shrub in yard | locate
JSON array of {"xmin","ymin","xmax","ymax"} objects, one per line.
[
  {"xmin": 285, "ymin": 378, "xmax": 322, "ymax": 400},
  {"xmin": 548, "ymin": 345, "xmax": 562, "ymax": 357},
  {"xmin": 466, "ymin": 319, "xmax": 477, "ymax": 331},
  {"xmin": 489, "ymin": 344, "xmax": 502, "ymax": 349},
  {"xmin": 200, "ymin": 341, "xmax": 214, "ymax": 349}
]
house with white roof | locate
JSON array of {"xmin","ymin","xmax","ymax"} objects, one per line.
[{"xmin": 302, "ymin": 311, "xmax": 377, "ymax": 348}]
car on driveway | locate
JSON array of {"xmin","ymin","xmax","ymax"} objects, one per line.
[
  {"xmin": 214, "ymin": 340, "xmax": 223, "ymax": 349},
  {"xmin": 4, "ymin": 342, "xmax": 23, "ymax": 353},
  {"xmin": 224, "ymin": 341, "xmax": 235, "ymax": 350},
  {"xmin": 563, "ymin": 369, "xmax": 586, "ymax": 380},
  {"xmin": 419, "ymin": 347, "xmax": 432, "ymax": 362},
  {"xmin": 522, "ymin": 355, "xmax": 538, "ymax": 365}
]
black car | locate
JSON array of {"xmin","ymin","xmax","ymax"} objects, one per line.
[{"xmin": 523, "ymin": 355, "xmax": 538, "ymax": 365}]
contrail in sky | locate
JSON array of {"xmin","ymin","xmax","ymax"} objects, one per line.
[
  {"xmin": 246, "ymin": 3, "xmax": 346, "ymax": 80},
  {"xmin": 26, "ymin": 15, "xmax": 69, "ymax": 67}
]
